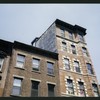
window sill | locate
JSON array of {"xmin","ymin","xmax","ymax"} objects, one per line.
[
  {"xmin": 31, "ymin": 70, "xmax": 41, "ymax": 74},
  {"xmin": 15, "ymin": 67, "xmax": 25, "ymax": 70},
  {"xmin": 73, "ymin": 71, "xmax": 82, "ymax": 75},
  {"xmin": 47, "ymin": 73, "xmax": 55, "ymax": 77},
  {"xmin": 10, "ymin": 94, "xmax": 22, "ymax": 97},
  {"xmin": 61, "ymin": 68, "xmax": 83, "ymax": 75},
  {"xmin": 87, "ymin": 73, "xmax": 96, "ymax": 76},
  {"xmin": 61, "ymin": 92, "xmax": 78, "ymax": 97},
  {"xmin": 66, "ymin": 94, "xmax": 76, "ymax": 97}
]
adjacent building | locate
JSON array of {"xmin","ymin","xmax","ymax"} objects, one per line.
[
  {"xmin": 32, "ymin": 19, "xmax": 100, "ymax": 97},
  {"xmin": 0, "ymin": 39, "xmax": 60, "ymax": 97},
  {"xmin": 0, "ymin": 19, "xmax": 100, "ymax": 97}
]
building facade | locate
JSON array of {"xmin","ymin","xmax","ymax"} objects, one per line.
[
  {"xmin": 32, "ymin": 19, "xmax": 100, "ymax": 97},
  {"xmin": 0, "ymin": 19, "xmax": 100, "ymax": 97},
  {"xmin": 0, "ymin": 40, "xmax": 60, "ymax": 97}
]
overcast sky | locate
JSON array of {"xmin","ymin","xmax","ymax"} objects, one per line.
[{"xmin": 0, "ymin": 4, "xmax": 100, "ymax": 84}]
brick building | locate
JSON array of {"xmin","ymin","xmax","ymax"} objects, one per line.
[
  {"xmin": 0, "ymin": 19, "xmax": 100, "ymax": 97},
  {"xmin": 0, "ymin": 40, "xmax": 60, "ymax": 97},
  {"xmin": 32, "ymin": 19, "xmax": 100, "ymax": 97}
]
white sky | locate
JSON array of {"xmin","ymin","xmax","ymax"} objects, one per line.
[{"xmin": 0, "ymin": 4, "xmax": 100, "ymax": 84}]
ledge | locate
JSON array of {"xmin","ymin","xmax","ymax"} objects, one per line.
[
  {"xmin": 61, "ymin": 92, "xmax": 78, "ymax": 97},
  {"xmin": 60, "ymin": 68, "xmax": 83, "ymax": 75},
  {"xmin": 47, "ymin": 73, "xmax": 55, "ymax": 77},
  {"xmin": 14, "ymin": 67, "xmax": 25, "ymax": 70},
  {"xmin": 31, "ymin": 70, "xmax": 41, "ymax": 74},
  {"xmin": 10, "ymin": 94, "xmax": 22, "ymax": 97},
  {"xmin": 87, "ymin": 73, "xmax": 96, "ymax": 77}
]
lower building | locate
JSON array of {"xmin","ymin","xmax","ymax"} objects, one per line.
[{"xmin": 0, "ymin": 39, "xmax": 60, "ymax": 97}]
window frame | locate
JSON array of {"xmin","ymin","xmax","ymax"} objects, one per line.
[
  {"xmin": 69, "ymin": 32, "xmax": 73, "ymax": 40},
  {"xmin": 60, "ymin": 29, "xmax": 65, "ymax": 37},
  {"xmin": 86, "ymin": 63, "xmax": 94, "ymax": 75},
  {"xmin": 11, "ymin": 78, "xmax": 22, "ymax": 96},
  {"xmin": 16, "ymin": 54, "xmax": 25, "ymax": 69},
  {"xmin": 79, "ymin": 35, "xmax": 84, "ymax": 42},
  {"xmin": 32, "ymin": 58, "xmax": 40, "ymax": 71},
  {"xmin": 92, "ymin": 83, "xmax": 99, "ymax": 97},
  {"xmin": 78, "ymin": 81, "xmax": 86, "ymax": 97},
  {"xmin": 82, "ymin": 47, "xmax": 88, "ymax": 56},
  {"xmin": 67, "ymin": 79, "xmax": 74, "ymax": 95},
  {"xmin": 47, "ymin": 62, "xmax": 54, "ymax": 75},
  {"xmin": 0, "ymin": 57, "xmax": 4, "ymax": 71},
  {"xmin": 64, "ymin": 58, "xmax": 70, "ymax": 70},
  {"xmin": 48, "ymin": 84, "xmax": 55, "ymax": 97},
  {"xmin": 62, "ymin": 42, "xmax": 67, "ymax": 51},
  {"xmin": 74, "ymin": 61, "xmax": 81, "ymax": 73},
  {"xmin": 71, "ymin": 45, "xmax": 76, "ymax": 54},
  {"xmin": 31, "ymin": 81, "xmax": 39, "ymax": 97}
]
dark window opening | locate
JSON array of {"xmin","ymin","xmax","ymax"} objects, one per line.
[
  {"xmin": 31, "ymin": 81, "xmax": 39, "ymax": 97},
  {"xmin": 86, "ymin": 63, "xmax": 94, "ymax": 74},
  {"xmin": 48, "ymin": 84, "xmax": 55, "ymax": 97},
  {"xmin": 0, "ymin": 76, "xmax": 2, "ymax": 80}
]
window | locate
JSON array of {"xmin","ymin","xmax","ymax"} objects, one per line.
[
  {"xmin": 31, "ymin": 81, "xmax": 39, "ymax": 97},
  {"xmin": 71, "ymin": 45, "xmax": 76, "ymax": 54},
  {"xmin": 86, "ymin": 63, "xmax": 94, "ymax": 74},
  {"xmin": 79, "ymin": 35, "xmax": 84, "ymax": 42},
  {"xmin": 0, "ymin": 76, "xmax": 2, "ymax": 80},
  {"xmin": 74, "ymin": 61, "xmax": 81, "ymax": 73},
  {"xmin": 48, "ymin": 84, "xmax": 55, "ymax": 97},
  {"xmin": 12, "ymin": 78, "xmax": 22, "ymax": 96},
  {"xmin": 62, "ymin": 42, "xmax": 67, "ymax": 51},
  {"xmin": 92, "ymin": 83, "xmax": 99, "ymax": 97},
  {"xmin": 67, "ymin": 79, "xmax": 74, "ymax": 94},
  {"xmin": 61, "ymin": 29, "xmax": 65, "ymax": 37},
  {"xmin": 64, "ymin": 58, "xmax": 70, "ymax": 70},
  {"xmin": 47, "ymin": 62, "xmax": 54, "ymax": 75},
  {"xmin": 69, "ymin": 32, "xmax": 73, "ymax": 40},
  {"xmin": 0, "ymin": 57, "xmax": 4, "ymax": 71},
  {"xmin": 32, "ymin": 58, "xmax": 40, "ymax": 71},
  {"xmin": 82, "ymin": 47, "xmax": 88, "ymax": 56},
  {"xmin": 16, "ymin": 54, "xmax": 25, "ymax": 68},
  {"xmin": 78, "ymin": 82, "xmax": 85, "ymax": 96}
]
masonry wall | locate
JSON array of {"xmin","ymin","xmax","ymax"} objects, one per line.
[
  {"xmin": 3, "ymin": 48, "xmax": 60, "ymax": 97},
  {"xmin": 36, "ymin": 23, "xmax": 57, "ymax": 53},
  {"xmin": 55, "ymin": 25, "xmax": 100, "ymax": 97}
]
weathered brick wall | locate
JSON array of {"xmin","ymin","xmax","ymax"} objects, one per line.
[
  {"xmin": 3, "ymin": 49, "xmax": 60, "ymax": 97},
  {"xmin": 56, "ymin": 26, "xmax": 99, "ymax": 97}
]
